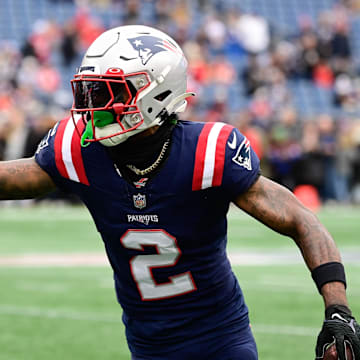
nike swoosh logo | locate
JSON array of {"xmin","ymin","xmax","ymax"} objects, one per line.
[
  {"xmin": 331, "ymin": 313, "xmax": 347, "ymax": 322},
  {"xmin": 227, "ymin": 132, "xmax": 237, "ymax": 149}
]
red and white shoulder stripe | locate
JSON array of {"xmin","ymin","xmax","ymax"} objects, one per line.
[
  {"xmin": 54, "ymin": 116, "xmax": 89, "ymax": 186},
  {"xmin": 192, "ymin": 122, "xmax": 233, "ymax": 191}
]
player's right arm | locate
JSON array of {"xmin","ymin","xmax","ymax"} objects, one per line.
[{"xmin": 0, "ymin": 157, "xmax": 57, "ymax": 200}]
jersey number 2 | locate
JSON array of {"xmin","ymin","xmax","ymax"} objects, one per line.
[{"xmin": 121, "ymin": 229, "xmax": 197, "ymax": 301}]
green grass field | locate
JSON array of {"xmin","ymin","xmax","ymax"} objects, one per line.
[{"xmin": 0, "ymin": 204, "xmax": 359, "ymax": 360}]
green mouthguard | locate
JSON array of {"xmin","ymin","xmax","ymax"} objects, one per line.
[{"xmin": 81, "ymin": 111, "xmax": 114, "ymax": 147}]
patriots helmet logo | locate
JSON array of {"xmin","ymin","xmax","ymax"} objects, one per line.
[
  {"xmin": 128, "ymin": 35, "xmax": 178, "ymax": 65},
  {"xmin": 232, "ymin": 137, "xmax": 252, "ymax": 171}
]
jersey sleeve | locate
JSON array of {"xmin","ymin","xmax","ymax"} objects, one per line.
[
  {"xmin": 221, "ymin": 127, "xmax": 260, "ymax": 199},
  {"xmin": 34, "ymin": 120, "xmax": 70, "ymax": 191},
  {"xmin": 191, "ymin": 122, "xmax": 260, "ymax": 197},
  {"xmin": 35, "ymin": 116, "xmax": 90, "ymax": 191}
]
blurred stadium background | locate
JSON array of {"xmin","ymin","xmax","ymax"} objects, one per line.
[
  {"xmin": 2, "ymin": 0, "xmax": 360, "ymax": 203},
  {"xmin": 1, "ymin": 0, "xmax": 360, "ymax": 359}
]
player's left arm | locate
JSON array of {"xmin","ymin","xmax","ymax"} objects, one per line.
[{"xmin": 234, "ymin": 175, "xmax": 360, "ymax": 360}]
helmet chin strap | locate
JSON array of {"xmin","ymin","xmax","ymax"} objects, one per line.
[{"xmin": 96, "ymin": 123, "xmax": 145, "ymax": 147}]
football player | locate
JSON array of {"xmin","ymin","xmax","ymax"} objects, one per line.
[{"xmin": 1, "ymin": 25, "xmax": 359, "ymax": 360}]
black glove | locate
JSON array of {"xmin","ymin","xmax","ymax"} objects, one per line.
[{"xmin": 315, "ymin": 304, "xmax": 360, "ymax": 359}]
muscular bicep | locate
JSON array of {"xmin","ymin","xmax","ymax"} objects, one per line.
[
  {"xmin": 0, "ymin": 157, "xmax": 57, "ymax": 200},
  {"xmin": 234, "ymin": 175, "xmax": 312, "ymax": 236},
  {"xmin": 234, "ymin": 175, "xmax": 341, "ymax": 269}
]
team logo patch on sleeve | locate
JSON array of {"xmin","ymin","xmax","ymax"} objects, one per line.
[
  {"xmin": 36, "ymin": 122, "xmax": 59, "ymax": 154},
  {"xmin": 232, "ymin": 137, "xmax": 252, "ymax": 170}
]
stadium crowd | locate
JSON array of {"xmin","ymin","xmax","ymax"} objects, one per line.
[{"xmin": 1, "ymin": 0, "xmax": 360, "ymax": 204}]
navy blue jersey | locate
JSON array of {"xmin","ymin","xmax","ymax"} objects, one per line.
[{"xmin": 35, "ymin": 118, "xmax": 260, "ymax": 358}]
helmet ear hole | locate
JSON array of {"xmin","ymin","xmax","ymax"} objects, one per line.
[{"xmin": 154, "ymin": 90, "xmax": 172, "ymax": 102}]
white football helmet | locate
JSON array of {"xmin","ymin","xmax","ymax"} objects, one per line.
[{"xmin": 71, "ymin": 25, "xmax": 195, "ymax": 146}]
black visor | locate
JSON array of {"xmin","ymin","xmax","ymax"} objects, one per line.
[{"xmin": 73, "ymin": 80, "xmax": 130, "ymax": 109}]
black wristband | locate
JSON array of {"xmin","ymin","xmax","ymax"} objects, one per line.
[{"xmin": 311, "ymin": 261, "xmax": 347, "ymax": 294}]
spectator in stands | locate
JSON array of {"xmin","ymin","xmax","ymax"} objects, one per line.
[
  {"xmin": 317, "ymin": 114, "xmax": 338, "ymax": 201},
  {"xmin": 333, "ymin": 73, "xmax": 358, "ymax": 111},
  {"xmin": 350, "ymin": 122, "xmax": 360, "ymax": 202},
  {"xmin": 331, "ymin": 13, "xmax": 352, "ymax": 59},
  {"xmin": 73, "ymin": 8, "xmax": 105, "ymax": 49},
  {"xmin": 266, "ymin": 108, "xmax": 302, "ymax": 190},
  {"xmin": 297, "ymin": 23, "xmax": 321, "ymax": 79},
  {"xmin": 234, "ymin": 12, "xmax": 270, "ymax": 54},
  {"xmin": 60, "ymin": 21, "xmax": 79, "ymax": 67},
  {"xmin": 242, "ymin": 54, "xmax": 263, "ymax": 96},
  {"xmin": 313, "ymin": 58, "xmax": 334, "ymax": 88},
  {"xmin": 293, "ymin": 121, "xmax": 326, "ymax": 195}
]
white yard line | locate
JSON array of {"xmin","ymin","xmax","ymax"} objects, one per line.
[
  {"xmin": 0, "ymin": 253, "xmax": 109, "ymax": 267},
  {"xmin": 0, "ymin": 304, "xmax": 121, "ymax": 323},
  {"xmin": 0, "ymin": 303, "xmax": 317, "ymax": 336},
  {"xmin": 253, "ymin": 324, "xmax": 318, "ymax": 337},
  {"xmin": 0, "ymin": 250, "xmax": 359, "ymax": 267}
]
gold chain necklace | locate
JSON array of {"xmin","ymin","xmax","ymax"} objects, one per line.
[{"xmin": 126, "ymin": 139, "xmax": 170, "ymax": 176}]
